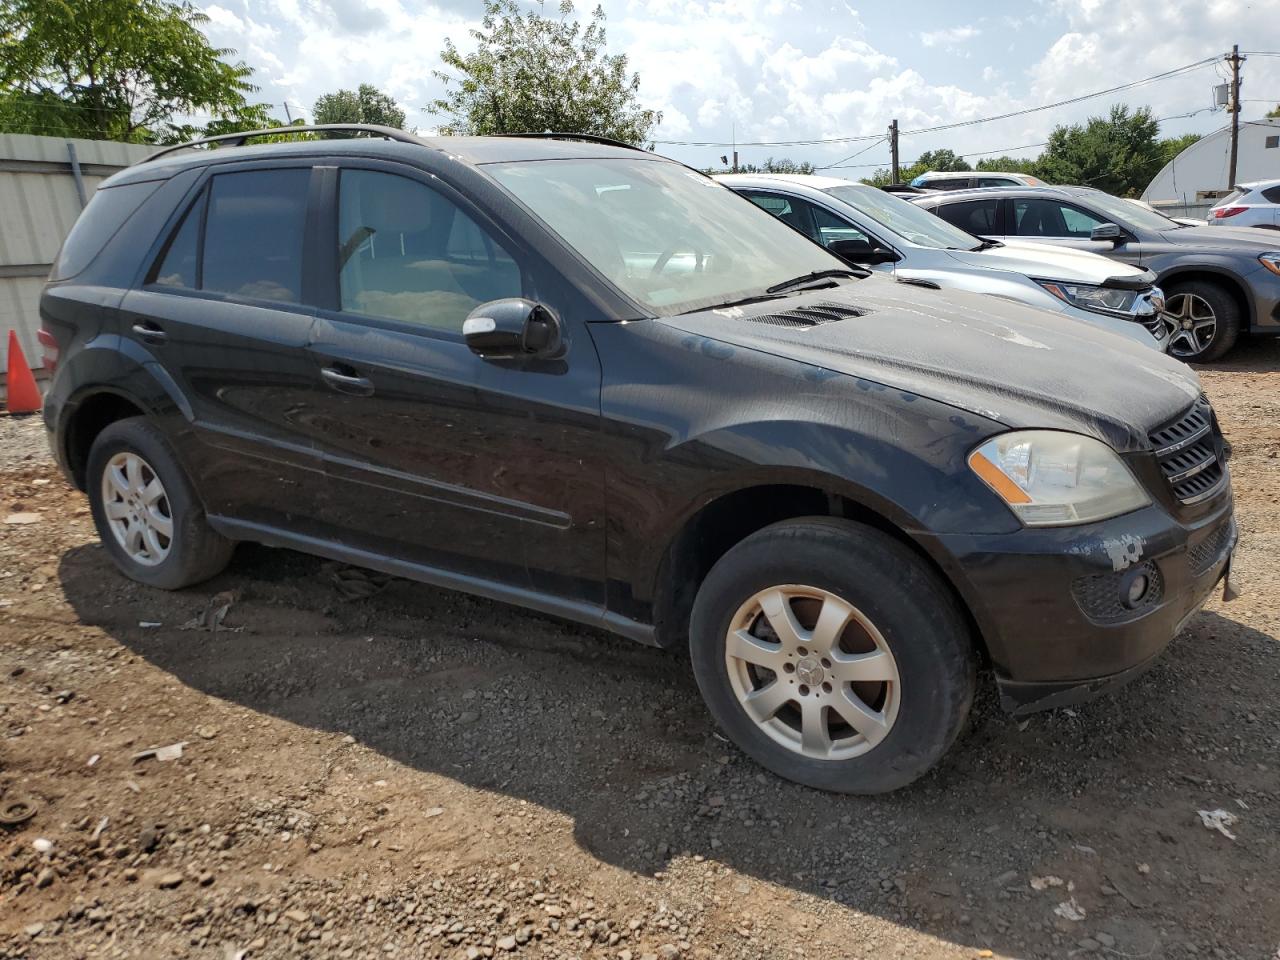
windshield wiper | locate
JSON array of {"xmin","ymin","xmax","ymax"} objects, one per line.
[
  {"xmin": 765, "ymin": 268, "xmax": 866, "ymax": 294},
  {"xmin": 970, "ymin": 239, "xmax": 1003, "ymax": 251}
]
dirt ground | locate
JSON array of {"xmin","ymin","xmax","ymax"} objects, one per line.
[{"xmin": 2, "ymin": 340, "xmax": 1278, "ymax": 960}]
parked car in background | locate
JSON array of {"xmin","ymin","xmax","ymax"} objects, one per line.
[
  {"xmin": 718, "ymin": 173, "xmax": 1169, "ymax": 351},
  {"xmin": 914, "ymin": 185, "xmax": 1280, "ymax": 362},
  {"xmin": 1207, "ymin": 180, "xmax": 1280, "ymax": 229},
  {"xmin": 41, "ymin": 126, "xmax": 1235, "ymax": 794},
  {"xmin": 910, "ymin": 170, "xmax": 1045, "ymax": 191},
  {"xmin": 1126, "ymin": 198, "xmax": 1201, "ymax": 228}
]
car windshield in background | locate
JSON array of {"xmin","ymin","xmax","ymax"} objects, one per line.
[
  {"xmin": 1077, "ymin": 190, "xmax": 1180, "ymax": 231},
  {"xmin": 488, "ymin": 159, "xmax": 847, "ymax": 315},
  {"xmin": 822, "ymin": 185, "xmax": 982, "ymax": 250}
]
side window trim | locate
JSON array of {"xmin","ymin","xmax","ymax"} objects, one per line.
[{"xmin": 317, "ymin": 160, "xmax": 532, "ymax": 344}]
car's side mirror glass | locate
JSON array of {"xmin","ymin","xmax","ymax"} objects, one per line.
[
  {"xmin": 828, "ymin": 239, "xmax": 900, "ymax": 265},
  {"xmin": 1090, "ymin": 223, "xmax": 1124, "ymax": 244},
  {"xmin": 463, "ymin": 298, "xmax": 564, "ymax": 361}
]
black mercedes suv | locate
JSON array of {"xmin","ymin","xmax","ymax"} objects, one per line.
[{"xmin": 40, "ymin": 126, "xmax": 1237, "ymax": 793}]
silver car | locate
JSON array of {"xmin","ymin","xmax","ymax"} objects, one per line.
[{"xmin": 1207, "ymin": 180, "xmax": 1280, "ymax": 230}]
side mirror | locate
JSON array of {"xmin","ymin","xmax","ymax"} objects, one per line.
[
  {"xmin": 1090, "ymin": 223, "xmax": 1124, "ymax": 244},
  {"xmin": 463, "ymin": 299, "xmax": 564, "ymax": 361},
  {"xmin": 828, "ymin": 239, "xmax": 900, "ymax": 265}
]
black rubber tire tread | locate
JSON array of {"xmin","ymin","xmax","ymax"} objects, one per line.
[
  {"xmin": 689, "ymin": 517, "xmax": 975, "ymax": 794},
  {"xmin": 1165, "ymin": 278, "xmax": 1242, "ymax": 363},
  {"xmin": 87, "ymin": 417, "xmax": 234, "ymax": 590}
]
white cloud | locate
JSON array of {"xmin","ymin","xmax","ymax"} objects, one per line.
[{"xmin": 919, "ymin": 26, "xmax": 980, "ymax": 49}]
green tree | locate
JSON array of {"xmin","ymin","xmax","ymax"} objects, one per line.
[
  {"xmin": 975, "ymin": 155, "xmax": 1040, "ymax": 175},
  {"xmin": 859, "ymin": 149, "xmax": 970, "ymax": 186},
  {"xmin": 314, "ymin": 83, "xmax": 407, "ymax": 130},
  {"xmin": 0, "ymin": 0, "xmax": 273, "ymax": 142},
  {"xmin": 1157, "ymin": 132, "xmax": 1201, "ymax": 166},
  {"xmin": 1035, "ymin": 105, "xmax": 1163, "ymax": 196},
  {"xmin": 1266, "ymin": 103, "xmax": 1279, "ymax": 119},
  {"xmin": 428, "ymin": 0, "xmax": 660, "ymax": 146},
  {"xmin": 705, "ymin": 156, "xmax": 815, "ymax": 174}
]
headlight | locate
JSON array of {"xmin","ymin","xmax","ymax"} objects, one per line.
[
  {"xmin": 1258, "ymin": 253, "xmax": 1280, "ymax": 276},
  {"xmin": 968, "ymin": 431, "xmax": 1150, "ymax": 526},
  {"xmin": 1036, "ymin": 280, "xmax": 1139, "ymax": 316}
]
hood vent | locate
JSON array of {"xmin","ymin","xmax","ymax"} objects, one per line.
[{"xmin": 744, "ymin": 301, "xmax": 866, "ymax": 329}]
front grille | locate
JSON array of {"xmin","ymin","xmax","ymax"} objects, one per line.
[
  {"xmin": 1150, "ymin": 397, "xmax": 1227, "ymax": 506},
  {"xmin": 1071, "ymin": 561, "xmax": 1165, "ymax": 624},
  {"xmin": 744, "ymin": 301, "xmax": 865, "ymax": 329},
  {"xmin": 1141, "ymin": 315, "xmax": 1167, "ymax": 338},
  {"xmin": 1188, "ymin": 519, "xmax": 1235, "ymax": 578}
]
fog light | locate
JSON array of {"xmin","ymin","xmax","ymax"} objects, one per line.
[{"xmin": 1121, "ymin": 571, "xmax": 1150, "ymax": 609}]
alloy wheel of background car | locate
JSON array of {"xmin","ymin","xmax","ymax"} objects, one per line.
[
  {"xmin": 100, "ymin": 451, "xmax": 173, "ymax": 566},
  {"xmin": 1164, "ymin": 292, "xmax": 1217, "ymax": 360},
  {"xmin": 725, "ymin": 584, "xmax": 901, "ymax": 761}
]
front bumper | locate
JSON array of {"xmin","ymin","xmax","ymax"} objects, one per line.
[{"xmin": 919, "ymin": 488, "xmax": 1236, "ymax": 714}]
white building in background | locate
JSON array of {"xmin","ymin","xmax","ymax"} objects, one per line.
[{"xmin": 1142, "ymin": 117, "xmax": 1280, "ymax": 218}]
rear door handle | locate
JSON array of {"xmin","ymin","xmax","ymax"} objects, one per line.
[
  {"xmin": 320, "ymin": 365, "xmax": 375, "ymax": 397},
  {"xmin": 130, "ymin": 321, "xmax": 167, "ymax": 344}
]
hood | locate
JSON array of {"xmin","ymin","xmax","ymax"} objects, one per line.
[
  {"xmin": 941, "ymin": 239, "xmax": 1152, "ymax": 284},
  {"xmin": 661, "ymin": 274, "xmax": 1201, "ymax": 453},
  {"xmin": 1158, "ymin": 224, "xmax": 1280, "ymax": 252}
]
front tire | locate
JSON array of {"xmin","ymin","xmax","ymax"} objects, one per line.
[
  {"xmin": 87, "ymin": 418, "xmax": 234, "ymax": 590},
  {"xmin": 689, "ymin": 518, "xmax": 975, "ymax": 793},
  {"xmin": 1164, "ymin": 280, "xmax": 1242, "ymax": 362}
]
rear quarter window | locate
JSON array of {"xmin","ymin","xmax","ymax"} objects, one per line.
[
  {"xmin": 50, "ymin": 180, "xmax": 162, "ymax": 281},
  {"xmin": 1261, "ymin": 185, "xmax": 1280, "ymax": 204}
]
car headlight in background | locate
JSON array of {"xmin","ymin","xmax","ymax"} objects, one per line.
[
  {"xmin": 1035, "ymin": 280, "xmax": 1141, "ymax": 317},
  {"xmin": 968, "ymin": 431, "xmax": 1151, "ymax": 526},
  {"xmin": 1258, "ymin": 253, "xmax": 1280, "ymax": 276}
]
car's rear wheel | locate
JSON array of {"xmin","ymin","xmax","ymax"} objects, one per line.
[
  {"xmin": 1164, "ymin": 280, "xmax": 1241, "ymax": 362},
  {"xmin": 87, "ymin": 418, "xmax": 234, "ymax": 589},
  {"xmin": 689, "ymin": 518, "xmax": 975, "ymax": 793}
]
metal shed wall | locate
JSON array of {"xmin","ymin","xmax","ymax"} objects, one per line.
[{"xmin": 0, "ymin": 134, "xmax": 153, "ymax": 378}]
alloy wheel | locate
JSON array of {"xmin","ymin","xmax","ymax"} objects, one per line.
[
  {"xmin": 724, "ymin": 585, "xmax": 900, "ymax": 761},
  {"xmin": 1165, "ymin": 292, "xmax": 1217, "ymax": 359},
  {"xmin": 101, "ymin": 452, "xmax": 173, "ymax": 566}
]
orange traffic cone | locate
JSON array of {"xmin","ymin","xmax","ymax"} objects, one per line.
[{"xmin": 5, "ymin": 330, "xmax": 42, "ymax": 414}]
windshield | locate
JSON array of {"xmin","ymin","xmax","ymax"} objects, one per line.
[
  {"xmin": 487, "ymin": 158, "xmax": 849, "ymax": 315},
  {"xmin": 1078, "ymin": 191, "xmax": 1180, "ymax": 231},
  {"xmin": 822, "ymin": 184, "xmax": 982, "ymax": 250}
]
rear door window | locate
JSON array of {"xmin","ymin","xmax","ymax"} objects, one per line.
[
  {"xmin": 202, "ymin": 170, "xmax": 310, "ymax": 303},
  {"xmin": 934, "ymin": 199, "xmax": 1001, "ymax": 235},
  {"xmin": 147, "ymin": 168, "xmax": 311, "ymax": 304}
]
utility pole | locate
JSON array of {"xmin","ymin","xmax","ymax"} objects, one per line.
[
  {"xmin": 732, "ymin": 122, "xmax": 738, "ymax": 174},
  {"xmin": 283, "ymin": 101, "xmax": 293, "ymax": 124},
  {"xmin": 888, "ymin": 119, "xmax": 900, "ymax": 183},
  {"xmin": 1227, "ymin": 45, "xmax": 1245, "ymax": 188}
]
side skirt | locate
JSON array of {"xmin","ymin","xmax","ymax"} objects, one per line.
[{"xmin": 207, "ymin": 515, "xmax": 659, "ymax": 647}]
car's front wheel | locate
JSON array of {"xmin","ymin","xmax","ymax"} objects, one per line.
[
  {"xmin": 1164, "ymin": 280, "xmax": 1241, "ymax": 362},
  {"xmin": 689, "ymin": 518, "xmax": 975, "ymax": 794},
  {"xmin": 87, "ymin": 418, "xmax": 234, "ymax": 589}
]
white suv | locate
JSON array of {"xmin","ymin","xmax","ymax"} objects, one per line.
[
  {"xmin": 719, "ymin": 174, "xmax": 1169, "ymax": 351},
  {"xmin": 1208, "ymin": 180, "xmax": 1280, "ymax": 229},
  {"xmin": 910, "ymin": 170, "xmax": 1044, "ymax": 190}
]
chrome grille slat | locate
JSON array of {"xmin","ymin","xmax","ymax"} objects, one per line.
[{"xmin": 1150, "ymin": 397, "xmax": 1227, "ymax": 506}]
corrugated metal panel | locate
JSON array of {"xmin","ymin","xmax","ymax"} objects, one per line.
[
  {"xmin": 0, "ymin": 135, "xmax": 152, "ymax": 377},
  {"xmin": 0, "ymin": 276, "xmax": 49, "ymax": 376}
]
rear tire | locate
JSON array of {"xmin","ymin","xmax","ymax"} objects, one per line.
[
  {"xmin": 1164, "ymin": 279, "xmax": 1242, "ymax": 362},
  {"xmin": 87, "ymin": 417, "xmax": 234, "ymax": 590},
  {"xmin": 689, "ymin": 518, "xmax": 975, "ymax": 794}
]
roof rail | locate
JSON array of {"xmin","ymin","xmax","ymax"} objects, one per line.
[
  {"xmin": 497, "ymin": 132, "xmax": 647, "ymax": 152},
  {"xmin": 140, "ymin": 124, "xmax": 426, "ymax": 164}
]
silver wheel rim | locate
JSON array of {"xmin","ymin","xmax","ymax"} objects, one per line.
[
  {"xmin": 1165, "ymin": 293, "xmax": 1217, "ymax": 359},
  {"xmin": 101, "ymin": 452, "xmax": 173, "ymax": 566},
  {"xmin": 725, "ymin": 585, "xmax": 901, "ymax": 761}
]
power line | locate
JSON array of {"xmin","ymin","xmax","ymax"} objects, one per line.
[
  {"xmin": 815, "ymin": 137, "xmax": 886, "ymax": 170},
  {"xmin": 655, "ymin": 57, "xmax": 1220, "ymax": 147}
]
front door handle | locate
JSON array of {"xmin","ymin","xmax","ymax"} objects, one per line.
[
  {"xmin": 130, "ymin": 321, "xmax": 167, "ymax": 344},
  {"xmin": 320, "ymin": 365, "xmax": 375, "ymax": 397}
]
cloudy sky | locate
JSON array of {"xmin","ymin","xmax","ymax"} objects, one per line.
[{"xmin": 199, "ymin": 0, "xmax": 1280, "ymax": 173}]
